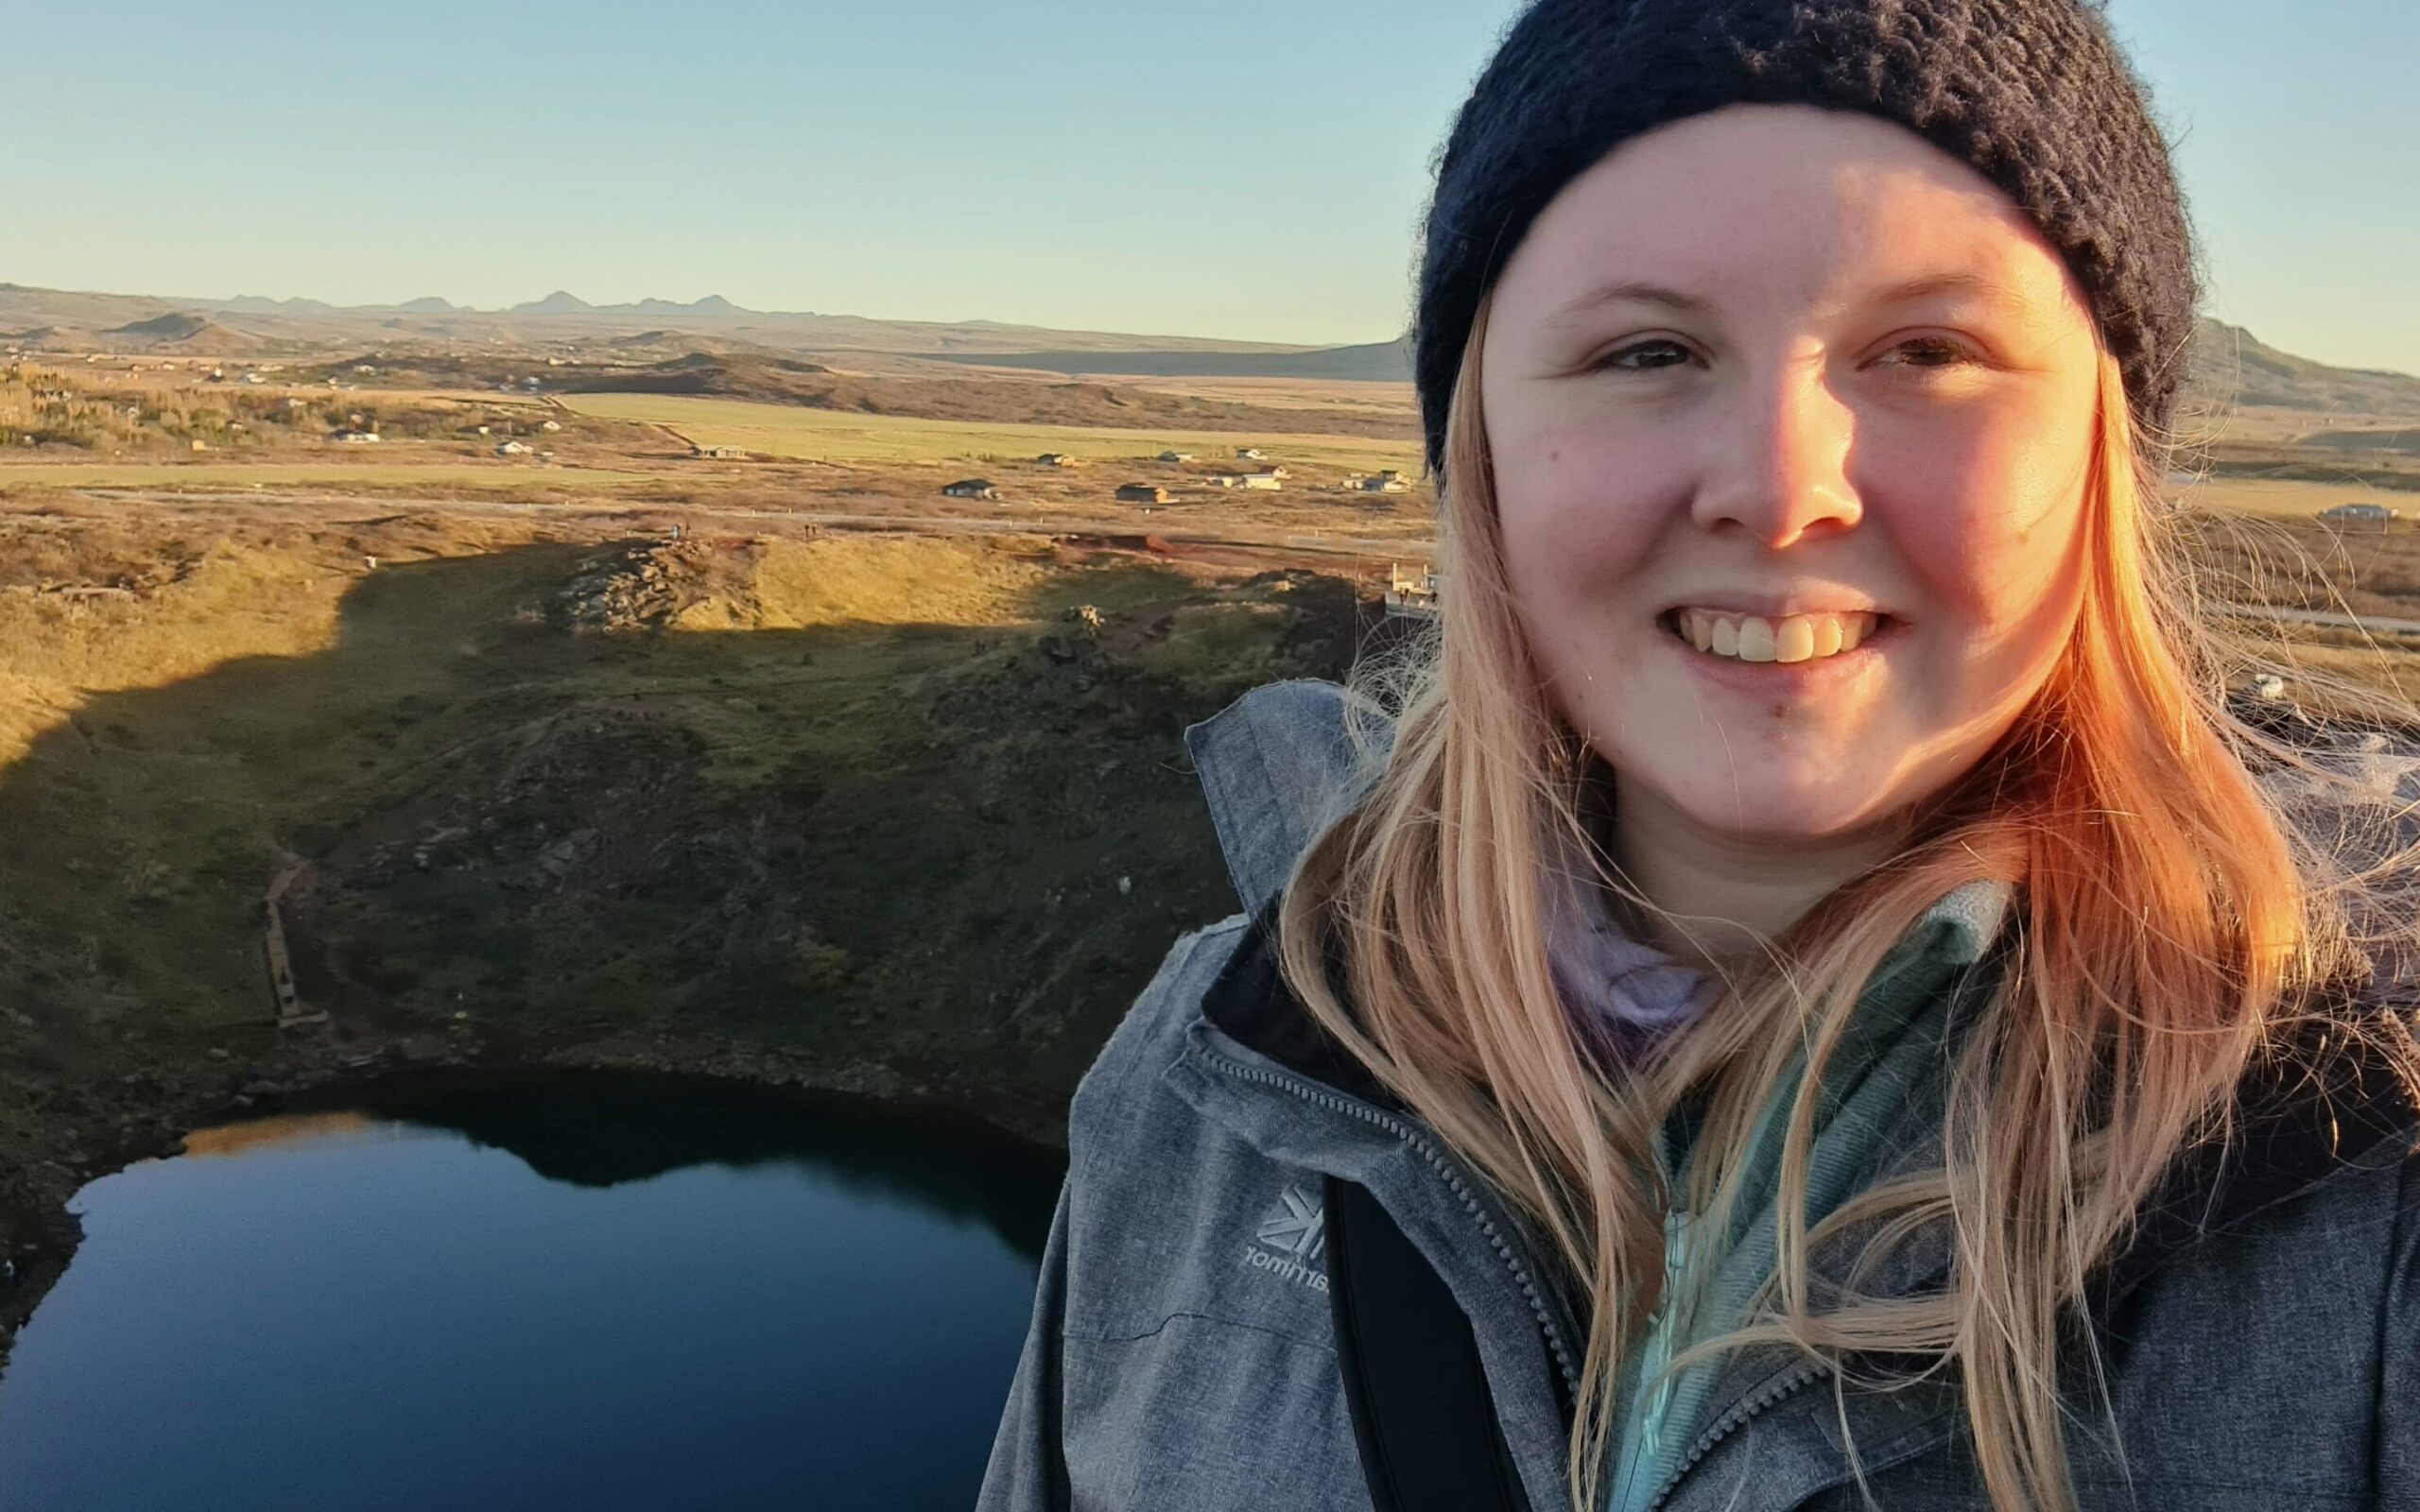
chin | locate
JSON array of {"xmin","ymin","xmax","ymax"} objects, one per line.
[{"xmin": 1658, "ymin": 775, "xmax": 1903, "ymax": 848}]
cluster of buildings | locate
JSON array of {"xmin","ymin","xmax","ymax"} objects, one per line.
[{"xmin": 935, "ymin": 445, "xmax": 1427, "ymax": 511}]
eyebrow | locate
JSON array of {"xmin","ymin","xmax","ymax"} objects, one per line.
[
  {"xmin": 1543, "ymin": 269, "xmax": 2032, "ymax": 325},
  {"xmin": 1542, "ymin": 280, "xmax": 1714, "ymax": 325}
]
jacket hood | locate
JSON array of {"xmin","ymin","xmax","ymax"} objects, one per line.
[
  {"xmin": 1183, "ymin": 678, "xmax": 1391, "ymax": 919},
  {"xmin": 1179, "ymin": 679, "xmax": 1399, "ymax": 1108}
]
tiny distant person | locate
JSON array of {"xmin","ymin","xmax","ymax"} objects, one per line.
[{"xmin": 981, "ymin": 2, "xmax": 2420, "ymax": 1509}]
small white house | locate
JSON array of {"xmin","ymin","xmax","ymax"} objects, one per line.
[
  {"xmin": 1236, "ymin": 446, "xmax": 1268, "ymax": 460},
  {"xmin": 1385, "ymin": 561, "xmax": 1441, "ymax": 620},
  {"xmin": 541, "ymin": 420, "xmax": 562, "ymax": 432},
  {"xmin": 1157, "ymin": 450, "xmax": 1196, "ymax": 463},
  {"xmin": 497, "ymin": 440, "xmax": 533, "ymax": 456},
  {"xmin": 332, "ymin": 430, "xmax": 382, "ymax": 444}
]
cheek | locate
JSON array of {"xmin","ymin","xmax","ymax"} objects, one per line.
[
  {"xmin": 1493, "ymin": 428, "xmax": 1679, "ymax": 615},
  {"xmin": 1883, "ymin": 418, "xmax": 2091, "ymax": 647}
]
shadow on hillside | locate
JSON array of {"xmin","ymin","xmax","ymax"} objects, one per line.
[{"xmin": 0, "ymin": 535, "xmax": 1325, "ymax": 1177}]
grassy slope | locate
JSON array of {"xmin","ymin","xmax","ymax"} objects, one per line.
[{"xmin": 0, "ymin": 517, "xmax": 1363, "ymax": 1354}]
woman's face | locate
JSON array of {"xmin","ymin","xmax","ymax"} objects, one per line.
[{"xmin": 1478, "ymin": 103, "xmax": 2104, "ymax": 850}]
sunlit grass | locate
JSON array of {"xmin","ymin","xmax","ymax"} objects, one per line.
[
  {"xmin": 556, "ymin": 392, "xmax": 1424, "ymax": 472},
  {"xmin": 0, "ymin": 462, "xmax": 651, "ymax": 491},
  {"xmin": 2168, "ymin": 474, "xmax": 2415, "ymax": 518}
]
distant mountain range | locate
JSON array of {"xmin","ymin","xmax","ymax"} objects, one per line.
[
  {"xmin": 503, "ymin": 290, "xmax": 745, "ymax": 319},
  {"xmin": 2, "ymin": 281, "xmax": 2415, "ymax": 419},
  {"xmin": 167, "ymin": 289, "xmax": 753, "ymax": 321},
  {"xmin": 0, "ymin": 281, "xmax": 1339, "ymax": 363}
]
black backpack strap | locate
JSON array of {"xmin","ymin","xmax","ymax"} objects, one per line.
[{"xmin": 1323, "ymin": 1174, "xmax": 1532, "ymax": 1512}]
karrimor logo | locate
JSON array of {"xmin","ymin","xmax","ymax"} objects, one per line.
[{"xmin": 1241, "ymin": 1182, "xmax": 1328, "ymax": 1294}]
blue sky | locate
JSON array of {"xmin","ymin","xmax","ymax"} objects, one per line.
[{"xmin": 9, "ymin": 1, "xmax": 2413, "ymax": 371}]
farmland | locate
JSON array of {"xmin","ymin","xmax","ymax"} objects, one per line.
[
  {"xmin": 554, "ymin": 390, "xmax": 1425, "ymax": 472},
  {"xmin": 0, "ymin": 461, "xmax": 655, "ymax": 492}
]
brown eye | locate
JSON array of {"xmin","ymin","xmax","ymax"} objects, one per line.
[
  {"xmin": 1888, "ymin": 336, "xmax": 1979, "ymax": 369},
  {"xmin": 1594, "ymin": 339, "xmax": 1694, "ymax": 372}
]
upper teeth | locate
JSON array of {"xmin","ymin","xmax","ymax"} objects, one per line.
[{"xmin": 1675, "ymin": 608, "xmax": 1879, "ymax": 663}]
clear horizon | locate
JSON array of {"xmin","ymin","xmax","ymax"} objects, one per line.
[{"xmin": 9, "ymin": 0, "xmax": 2415, "ymax": 372}]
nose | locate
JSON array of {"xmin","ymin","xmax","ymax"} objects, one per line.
[{"xmin": 1689, "ymin": 357, "xmax": 1862, "ymax": 548}]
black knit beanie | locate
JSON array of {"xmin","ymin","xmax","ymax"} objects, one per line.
[{"xmin": 1413, "ymin": 0, "xmax": 2200, "ymax": 480}]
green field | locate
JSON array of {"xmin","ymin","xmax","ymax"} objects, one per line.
[
  {"xmin": 0, "ymin": 462, "xmax": 653, "ymax": 491},
  {"xmin": 557, "ymin": 392, "xmax": 1426, "ymax": 472},
  {"xmin": 2170, "ymin": 475, "xmax": 2415, "ymax": 518}
]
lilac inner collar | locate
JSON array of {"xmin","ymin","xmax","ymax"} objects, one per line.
[{"xmin": 1542, "ymin": 868, "xmax": 1717, "ymax": 1048}]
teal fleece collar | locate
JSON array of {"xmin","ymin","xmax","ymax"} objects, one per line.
[{"xmin": 1605, "ymin": 879, "xmax": 2013, "ymax": 1512}]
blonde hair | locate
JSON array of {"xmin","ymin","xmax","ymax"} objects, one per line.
[{"xmin": 1277, "ymin": 287, "xmax": 2420, "ymax": 1511}]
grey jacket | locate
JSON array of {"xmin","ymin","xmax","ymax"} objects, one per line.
[{"xmin": 978, "ymin": 679, "xmax": 2420, "ymax": 1511}]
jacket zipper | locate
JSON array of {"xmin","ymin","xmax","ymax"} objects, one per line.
[
  {"xmin": 1201, "ymin": 1039, "xmax": 1849, "ymax": 1512},
  {"xmin": 1644, "ymin": 1359, "xmax": 1826, "ymax": 1511},
  {"xmin": 1193, "ymin": 1043, "xmax": 1583, "ymax": 1410}
]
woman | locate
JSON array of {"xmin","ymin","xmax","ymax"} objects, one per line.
[{"xmin": 981, "ymin": 2, "xmax": 2420, "ymax": 1508}]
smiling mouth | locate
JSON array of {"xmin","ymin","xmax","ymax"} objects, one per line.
[{"xmin": 1659, "ymin": 607, "xmax": 1898, "ymax": 664}]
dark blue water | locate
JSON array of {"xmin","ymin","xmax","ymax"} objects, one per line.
[{"xmin": 0, "ymin": 1071, "xmax": 1064, "ymax": 1512}]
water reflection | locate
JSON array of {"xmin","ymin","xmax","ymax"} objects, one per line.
[{"xmin": 0, "ymin": 1070, "xmax": 1064, "ymax": 1512}]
